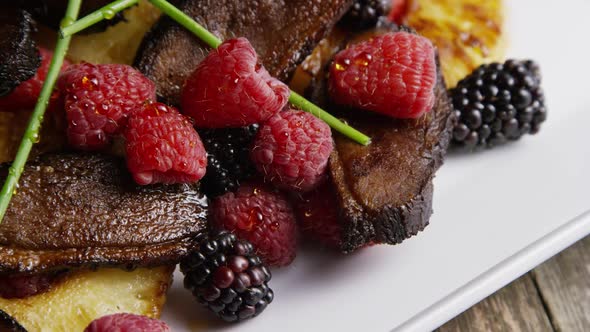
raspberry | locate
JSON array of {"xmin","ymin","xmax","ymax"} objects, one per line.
[
  {"xmin": 0, "ymin": 272, "xmax": 61, "ymax": 299},
  {"xmin": 210, "ymin": 183, "xmax": 297, "ymax": 267},
  {"xmin": 388, "ymin": 0, "xmax": 408, "ymax": 23},
  {"xmin": 84, "ymin": 313, "xmax": 170, "ymax": 332},
  {"xmin": 294, "ymin": 182, "xmax": 342, "ymax": 249},
  {"xmin": 329, "ymin": 31, "xmax": 436, "ymax": 119},
  {"xmin": 124, "ymin": 102, "xmax": 207, "ymax": 185},
  {"xmin": 181, "ymin": 38, "xmax": 290, "ymax": 128},
  {"xmin": 59, "ymin": 63, "xmax": 156, "ymax": 150},
  {"xmin": 200, "ymin": 125, "xmax": 259, "ymax": 198},
  {"xmin": 0, "ymin": 48, "xmax": 69, "ymax": 113},
  {"xmin": 180, "ymin": 232, "xmax": 273, "ymax": 322},
  {"xmin": 250, "ymin": 110, "xmax": 333, "ymax": 192}
]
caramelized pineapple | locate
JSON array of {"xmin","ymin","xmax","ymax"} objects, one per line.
[
  {"xmin": 67, "ymin": 0, "xmax": 161, "ymax": 64},
  {"xmin": 403, "ymin": 0, "xmax": 505, "ymax": 87},
  {"xmin": 0, "ymin": 267, "xmax": 173, "ymax": 332}
]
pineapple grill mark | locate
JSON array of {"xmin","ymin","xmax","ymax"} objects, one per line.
[{"xmin": 403, "ymin": 0, "xmax": 504, "ymax": 87}]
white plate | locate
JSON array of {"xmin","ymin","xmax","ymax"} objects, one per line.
[{"xmin": 162, "ymin": 1, "xmax": 590, "ymax": 331}]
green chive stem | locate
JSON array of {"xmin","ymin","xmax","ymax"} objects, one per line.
[
  {"xmin": 0, "ymin": 0, "xmax": 82, "ymax": 224},
  {"xmin": 60, "ymin": 0, "xmax": 139, "ymax": 37},
  {"xmin": 289, "ymin": 91, "xmax": 371, "ymax": 145},
  {"xmin": 148, "ymin": 0, "xmax": 222, "ymax": 48},
  {"xmin": 147, "ymin": 0, "xmax": 370, "ymax": 145}
]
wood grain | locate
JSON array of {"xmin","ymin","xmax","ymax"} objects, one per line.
[
  {"xmin": 437, "ymin": 275, "xmax": 553, "ymax": 332},
  {"xmin": 531, "ymin": 236, "xmax": 590, "ymax": 332}
]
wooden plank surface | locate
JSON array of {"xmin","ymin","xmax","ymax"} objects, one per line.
[
  {"xmin": 531, "ymin": 236, "xmax": 590, "ymax": 332},
  {"xmin": 438, "ymin": 236, "xmax": 590, "ymax": 332},
  {"xmin": 436, "ymin": 275, "xmax": 553, "ymax": 332}
]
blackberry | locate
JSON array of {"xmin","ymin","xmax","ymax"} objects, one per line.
[
  {"xmin": 180, "ymin": 232, "xmax": 273, "ymax": 323},
  {"xmin": 450, "ymin": 59, "xmax": 547, "ymax": 150},
  {"xmin": 341, "ymin": 0, "xmax": 392, "ymax": 30},
  {"xmin": 199, "ymin": 125, "xmax": 259, "ymax": 198}
]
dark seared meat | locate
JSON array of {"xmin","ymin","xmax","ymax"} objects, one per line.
[
  {"xmin": 134, "ymin": 0, "xmax": 354, "ymax": 105},
  {"xmin": 0, "ymin": 309, "xmax": 26, "ymax": 332},
  {"xmin": 307, "ymin": 22, "xmax": 454, "ymax": 252},
  {"xmin": 0, "ymin": 8, "xmax": 40, "ymax": 97},
  {"xmin": 329, "ymin": 74, "xmax": 452, "ymax": 252},
  {"xmin": 0, "ymin": 153, "xmax": 207, "ymax": 275},
  {"xmin": 16, "ymin": 0, "xmax": 126, "ymax": 34}
]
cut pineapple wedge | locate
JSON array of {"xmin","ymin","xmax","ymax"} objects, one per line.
[
  {"xmin": 0, "ymin": 267, "xmax": 174, "ymax": 332},
  {"xmin": 403, "ymin": 0, "xmax": 506, "ymax": 87},
  {"xmin": 35, "ymin": 0, "xmax": 160, "ymax": 65},
  {"xmin": 68, "ymin": 0, "xmax": 160, "ymax": 64},
  {"xmin": 67, "ymin": 0, "xmax": 161, "ymax": 65}
]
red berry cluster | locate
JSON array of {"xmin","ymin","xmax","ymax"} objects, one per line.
[
  {"xmin": 2, "ymin": 47, "xmax": 208, "ymax": 186},
  {"xmin": 185, "ymin": 32, "xmax": 435, "ymax": 263},
  {"xmin": 58, "ymin": 63, "xmax": 156, "ymax": 150},
  {"xmin": 57, "ymin": 62, "xmax": 207, "ymax": 185},
  {"xmin": 181, "ymin": 38, "xmax": 337, "ymax": 267}
]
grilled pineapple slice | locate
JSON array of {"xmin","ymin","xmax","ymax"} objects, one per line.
[
  {"xmin": 36, "ymin": 0, "xmax": 160, "ymax": 65},
  {"xmin": 67, "ymin": 0, "xmax": 161, "ymax": 64},
  {"xmin": 0, "ymin": 267, "xmax": 173, "ymax": 332},
  {"xmin": 403, "ymin": 0, "xmax": 505, "ymax": 87}
]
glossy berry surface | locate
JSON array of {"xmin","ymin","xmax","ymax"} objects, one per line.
[
  {"xmin": 124, "ymin": 102, "xmax": 207, "ymax": 185},
  {"xmin": 329, "ymin": 32, "xmax": 436, "ymax": 119},
  {"xmin": 199, "ymin": 125, "xmax": 259, "ymax": 198},
  {"xmin": 341, "ymin": 0, "xmax": 392, "ymax": 30},
  {"xmin": 450, "ymin": 59, "xmax": 547, "ymax": 149},
  {"xmin": 59, "ymin": 62, "xmax": 156, "ymax": 150},
  {"xmin": 84, "ymin": 313, "xmax": 170, "ymax": 332},
  {"xmin": 180, "ymin": 232, "xmax": 274, "ymax": 322},
  {"xmin": 210, "ymin": 182, "xmax": 297, "ymax": 267},
  {"xmin": 250, "ymin": 110, "xmax": 333, "ymax": 192},
  {"xmin": 181, "ymin": 38, "xmax": 290, "ymax": 128},
  {"xmin": 0, "ymin": 48, "xmax": 69, "ymax": 113}
]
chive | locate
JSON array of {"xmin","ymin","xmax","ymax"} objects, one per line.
[
  {"xmin": 60, "ymin": 0, "xmax": 140, "ymax": 37},
  {"xmin": 147, "ymin": 0, "xmax": 371, "ymax": 145},
  {"xmin": 147, "ymin": 0, "xmax": 222, "ymax": 49},
  {"xmin": 59, "ymin": 0, "xmax": 371, "ymax": 145},
  {"xmin": 0, "ymin": 0, "xmax": 82, "ymax": 224}
]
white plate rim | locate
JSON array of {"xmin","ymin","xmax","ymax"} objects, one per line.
[{"xmin": 393, "ymin": 209, "xmax": 590, "ymax": 331}]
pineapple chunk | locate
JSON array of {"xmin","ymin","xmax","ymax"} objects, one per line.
[
  {"xmin": 35, "ymin": 0, "xmax": 160, "ymax": 65},
  {"xmin": 0, "ymin": 267, "xmax": 174, "ymax": 332},
  {"xmin": 67, "ymin": 0, "xmax": 161, "ymax": 65},
  {"xmin": 403, "ymin": 0, "xmax": 506, "ymax": 87}
]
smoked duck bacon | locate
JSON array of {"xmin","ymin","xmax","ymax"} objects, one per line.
[
  {"xmin": 0, "ymin": 7, "xmax": 40, "ymax": 97},
  {"xmin": 135, "ymin": 0, "xmax": 354, "ymax": 105},
  {"xmin": 305, "ymin": 22, "xmax": 454, "ymax": 252},
  {"xmin": 0, "ymin": 153, "xmax": 208, "ymax": 275}
]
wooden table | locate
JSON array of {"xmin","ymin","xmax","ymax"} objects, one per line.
[{"xmin": 437, "ymin": 236, "xmax": 590, "ymax": 331}]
